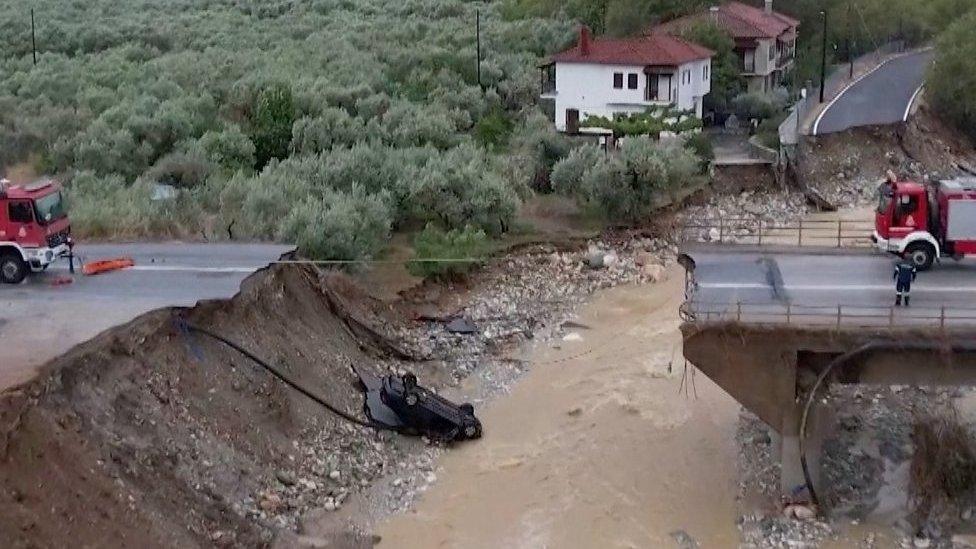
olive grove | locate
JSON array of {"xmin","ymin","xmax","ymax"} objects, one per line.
[{"xmin": 0, "ymin": 0, "xmax": 582, "ymax": 259}]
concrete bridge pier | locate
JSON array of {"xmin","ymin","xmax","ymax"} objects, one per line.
[
  {"xmin": 776, "ymin": 399, "xmax": 834, "ymax": 501},
  {"xmin": 682, "ymin": 321, "xmax": 976, "ymax": 504}
]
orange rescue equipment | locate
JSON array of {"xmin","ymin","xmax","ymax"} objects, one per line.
[{"xmin": 82, "ymin": 257, "xmax": 135, "ymax": 276}]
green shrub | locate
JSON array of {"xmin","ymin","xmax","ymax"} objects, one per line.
[
  {"xmin": 408, "ymin": 224, "xmax": 491, "ymax": 280},
  {"xmin": 277, "ymin": 186, "xmax": 392, "ymax": 261},
  {"xmin": 145, "ymin": 150, "xmax": 213, "ymax": 188},
  {"xmin": 290, "ymin": 109, "xmax": 366, "ymax": 155},
  {"xmin": 929, "ymin": 11, "xmax": 976, "ymax": 140},
  {"xmin": 199, "ymin": 126, "xmax": 256, "ymax": 171},
  {"xmin": 408, "ymin": 144, "xmax": 519, "ymax": 234},
  {"xmin": 509, "ymin": 110, "xmax": 571, "ymax": 192},
  {"xmin": 731, "ymin": 92, "xmax": 784, "ymax": 121},
  {"xmin": 474, "ymin": 109, "xmax": 515, "ymax": 151},
  {"xmin": 250, "ymin": 83, "xmax": 296, "ymax": 169},
  {"xmin": 551, "ymin": 144, "xmax": 603, "ymax": 195},
  {"xmin": 575, "ymin": 136, "xmax": 703, "ymax": 223},
  {"xmin": 683, "ymin": 132, "xmax": 714, "ymax": 173}
]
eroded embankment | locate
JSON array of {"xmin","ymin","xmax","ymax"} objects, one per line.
[{"xmin": 0, "ymin": 265, "xmax": 408, "ymax": 548}]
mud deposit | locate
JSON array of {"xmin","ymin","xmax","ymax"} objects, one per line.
[{"xmin": 0, "ymin": 266, "xmax": 408, "ymax": 547}]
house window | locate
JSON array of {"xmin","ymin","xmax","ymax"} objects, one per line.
[
  {"xmin": 540, "ymin": 64, "xmax": 556, "ymax": 94},
  {"xmin": 744, "ymin": 50, "xmax": 756, "ymax": 73},
  {"xmin": 703, "ymin": 64, "xmax": 708, "ymax": 81},
  {"xmin": 627, "ymin": 73, "xmax": 638, "ymax": 89},
  {"xmin": 613, "ymin": 72, "xmax": 623, "ymax": 89}
]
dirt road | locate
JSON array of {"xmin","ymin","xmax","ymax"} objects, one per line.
[{"xmin": 376, "ymin": 271, "xmax": 742, "ymax": 548}]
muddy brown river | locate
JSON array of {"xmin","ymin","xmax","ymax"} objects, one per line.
[{"xmin": 375, "ymin": 271, "xmax": 743, "ymax": 547}]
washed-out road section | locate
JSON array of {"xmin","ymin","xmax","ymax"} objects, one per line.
[
  {"xmin": 0, "ymin": 242, "xmax": 292, "ymax": 391},
  {"xmin": 813, "ymin": 50, "xmax": 933, "ymax": 135}
]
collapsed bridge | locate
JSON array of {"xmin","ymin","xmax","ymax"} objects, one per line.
[{"xmin": 678, "ymin": 238, "xmax": 976, "ymax": 502}]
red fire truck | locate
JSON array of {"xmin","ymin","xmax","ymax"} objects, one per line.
[
  {"xmin": 0, "ymin": 178, "xmax": 72, "ymax": 284},
  {"xmin": 873, "ymin": 173, "xmax": 976, "ymax": 270}
]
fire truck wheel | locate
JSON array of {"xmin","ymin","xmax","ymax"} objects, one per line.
[
  {"xmin": 0, "ymin": 253, "xmax": 27, "ymax": 284},
  {"xmin": 905, "ymin": 242, "xmax": 936, "ymax": 271}
]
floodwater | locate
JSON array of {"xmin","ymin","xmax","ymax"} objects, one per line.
[{"xmin": 376, "ymin": 270, "xmax": 743, "ymax": 548}]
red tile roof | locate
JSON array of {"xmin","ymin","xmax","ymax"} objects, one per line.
[
  {"xmin": 549, "ymin": 31, "xmax": 714, "ymax": 67},
  {"xmin": 657, "ymin": 1, "xmax": 799, "ymax": 41}
]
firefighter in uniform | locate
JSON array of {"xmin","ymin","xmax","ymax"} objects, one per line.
[{"xmin": 894, "ymin": 261, "xmax": 917, "ymax": 306}]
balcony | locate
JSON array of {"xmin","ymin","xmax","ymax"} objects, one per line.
[{"xmin": 777, "ymin": 51, "xmax": 795, "ymax": 69}]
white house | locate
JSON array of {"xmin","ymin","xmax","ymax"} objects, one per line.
[{"xmin": 540, "ymin": 27, "xmax": 714, "ymax": 133}]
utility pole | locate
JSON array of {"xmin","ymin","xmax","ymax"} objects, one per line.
[
  {"xmin": 847, "ymin": 0, "xmax": 854, "ymax": 79},
  {"xmin": 476, "ymin": 9, "xmax": 482, "ymax": 89},
  {"xmin": 30, "ymin": 8, "xmax": 37, "ymax": 66},
  {"xmin": 819, "ymin": 9, "xmax": 828, "ymax": 103}
]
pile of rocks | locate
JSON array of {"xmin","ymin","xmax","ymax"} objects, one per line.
[
  {"xmin": 395, "ymin": 237, "xmax": 674, "ymax": 386},
  {"xmin": 738, "ymin": 512, "xmax": 833, "ymax": 548}
]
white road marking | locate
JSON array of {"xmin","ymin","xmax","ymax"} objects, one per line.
[
  {"xmin": 50, "ymin": 265, "xmax": 260, "ymax": 274},
  {"xmin": 700, "ymin": 282, "xmax": 976, "ymax": 293},
  {"xmin": 904, "ymin": 84, "xmax": 925, "ymax": 121},
  {"xmin": 129, "ymin": 265, "xmax": 259, "ymax": 273}
]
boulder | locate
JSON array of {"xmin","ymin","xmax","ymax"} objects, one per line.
[
  {"xmin": 585, "ymin": 251, "xmax": 605, "ymax": 269},
  {"xmin": 642, "ymin": 264, "xmax": 665, "ymax": 283},
  {"xmin": 634, "ymin": 251, "xmax": 654, "ymax": 267}
]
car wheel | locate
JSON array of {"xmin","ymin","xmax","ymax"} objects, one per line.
[
  {"xmin": 0, "ymin": 253, "xmax": 28, "ymax": 284},
  {"xmin": 460, "ymin": 403, "xmax": 475, "ymax": 416},
  {"xmin": 905, "ymin": 242, "xmax": 936, "ymax": 271},
  {"xmin": 403, "ymin": 373, "xmax": 418, "ymax": 390},
  {"xmin": 405, "ymin": 392, "xmax": 419, "ymax": 406}
]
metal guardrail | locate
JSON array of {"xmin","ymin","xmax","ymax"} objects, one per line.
[
  {"xmin": 680, "ymin": 217, "xmax": 875, "ymax": 248},
  {"xmin": 681, "ymin": 300, "xmax": 976, "ymax": 329}
]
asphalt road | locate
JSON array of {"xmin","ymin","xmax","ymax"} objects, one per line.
[
  {"xmin": 813, "ymin": 50, "xmax": 934, "ymax": 136},
  {"xmin": 687, "ymin": 249, "xmax": 976, "ymax": 325},
  {"xmin": 0, "ymin": 242, "xmax": 292, "ymax": 390}
]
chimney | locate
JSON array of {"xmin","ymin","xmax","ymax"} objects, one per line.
[
  {"xmin": 765, "ymin": 0, "xmax": 773, "ymax": 14},
  {"xmin": 579, "ymin": 25, "xmax": 591, "ymax": 57}
]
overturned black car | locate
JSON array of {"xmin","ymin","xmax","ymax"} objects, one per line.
[{"xmin": 357, "ymin": 369, "xmax": 482, "ymax": 442}]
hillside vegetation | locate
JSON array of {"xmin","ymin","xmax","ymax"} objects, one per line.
[
  {"xmin": 504, "ymin": 0, "xmax": 963, "ymax": 89},
  {"xmin": 0, "ymin": 0, "xmax": 583, "ymax": 258},
  {"xmin": 929, "ymin": 6, "xmax": 976, "ymax": 141}
]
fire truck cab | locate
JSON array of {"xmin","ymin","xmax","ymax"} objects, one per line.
[
  {"xmin": 0, "ymin": 178, "xmax": 72, "ymax": 284},
  {"xmin": 874, "ymin": 174, "xmax": 976, "ymax": 271}
]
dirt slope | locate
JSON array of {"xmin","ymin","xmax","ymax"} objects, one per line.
[{"xmin": 0, "ymin": 265, "xmax": 403, "ymax": 548}]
